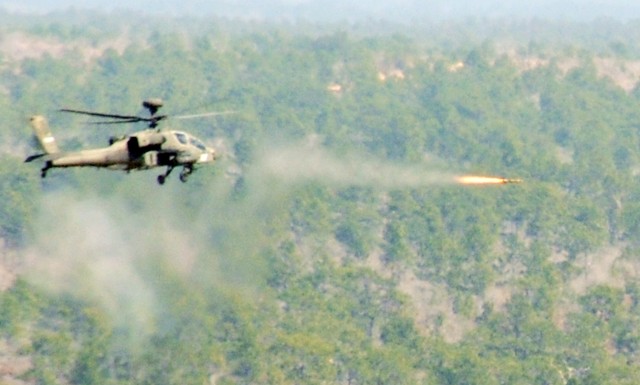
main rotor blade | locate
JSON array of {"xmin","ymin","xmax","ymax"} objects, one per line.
[
  {"xmin": 174, "ymin": 111, "xmax": 236, "ymax": 120},
  {"xmin": 60, "ymin": 108, "xmax": 143, "ymax": 121},
  {"xmin": 88, "ymin": 119, "xmax": 143, "ymax": 125}
]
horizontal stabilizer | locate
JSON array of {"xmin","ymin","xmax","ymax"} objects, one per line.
[{"xmin": 24, "ymin": 153, "xmax": 46, "ymax": 163}]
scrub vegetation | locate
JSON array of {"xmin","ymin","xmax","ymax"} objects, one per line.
[{"xmin": 2, "ymin": 11, "xmax": 640, "ymax": 384}]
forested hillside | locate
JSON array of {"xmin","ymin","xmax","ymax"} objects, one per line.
[{"xmin": 2, "ymin": 11, "xmax": 640, "ymax": 384}]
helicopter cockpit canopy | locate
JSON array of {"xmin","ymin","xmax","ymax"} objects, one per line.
[
  {"xmin": 174, "ymin": 131, "xmax": 188, "ymax": 145},
  {"xmin": 173, "ymin": 131, "xmax": 207, "ymax": 151},
  {"xmin": 190, "ymin": 137, "xmax": 207, "ymax": 151}
]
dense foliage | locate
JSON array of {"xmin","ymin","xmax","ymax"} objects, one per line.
[{"xmin": 2, "ymin": 11, "xmax": 640, "ymax": 384}]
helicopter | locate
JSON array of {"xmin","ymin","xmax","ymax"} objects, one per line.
[{"xmin": 25, "ymin": 99, "xmax": 223, "ymax": 185}]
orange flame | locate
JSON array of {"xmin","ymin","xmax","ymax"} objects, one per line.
[{"xmin": 456, "ymin": 175, "xmax": 508, "ymax": 185}]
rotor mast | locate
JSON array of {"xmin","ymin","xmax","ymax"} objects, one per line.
[{"xmin": 142, "ymin": 99, "xmax": 164, "ymax": 128}]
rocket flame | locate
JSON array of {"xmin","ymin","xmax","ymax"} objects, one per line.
[{"xmin": 456, "ymin": 175, "xmax": 511, "ymax": 185}]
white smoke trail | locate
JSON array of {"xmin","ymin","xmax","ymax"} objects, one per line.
[{"xmin": 257, "ymin": 139, "xmax": 458, "ymax": 188}]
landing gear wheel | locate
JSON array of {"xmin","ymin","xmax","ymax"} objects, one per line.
[
  {"xmin": 179, "ymin": 166, "xmax": 192, "ymax": 183},
  {"xmin": 158, "ymin": 166, "xmax": 174, "ymax": 185}
]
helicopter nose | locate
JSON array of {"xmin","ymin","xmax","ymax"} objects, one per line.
[
  {"xmin": 198, "ymin": 149, "xmax": 215, "ymax": 163},
  {"xmin": 199, "ymin": 148, "xmax": 216, "ymax": 163}
]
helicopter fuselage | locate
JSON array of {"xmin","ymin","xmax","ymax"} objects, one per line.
[
  {"xmin": 27, "ymin": 99, "xmax": 220, "ymax": 185},
  {"xmin": 45, "ymin": 129, "xmax": 215, "ymax": 170}
]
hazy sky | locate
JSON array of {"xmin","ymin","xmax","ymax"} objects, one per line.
[{"xmin": 1, "ymin": 0, "xmax": 640, "ymax": 21}]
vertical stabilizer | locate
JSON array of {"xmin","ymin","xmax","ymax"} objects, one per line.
[{"xmin": 30, "ymin": 115, "xmax": 59, "ymax": 154}]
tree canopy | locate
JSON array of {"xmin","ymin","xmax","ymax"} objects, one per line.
[{"xmin": 2, "ymin": 12, "xmax": 640, "ymax": 384}]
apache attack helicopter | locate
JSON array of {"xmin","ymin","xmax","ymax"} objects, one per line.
[{"xmin": 25, "ymin": 99, "xmax": 223, "ymax": 185}]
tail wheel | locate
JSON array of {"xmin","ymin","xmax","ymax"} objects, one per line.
[{"xmin": 41, "ymin": 161, "xmax": 52, "ymax": 178}]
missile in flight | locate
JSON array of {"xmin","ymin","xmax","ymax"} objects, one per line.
[{"xmin": 456, "ymin": 176, "xmax": 523, "ymax": 185}]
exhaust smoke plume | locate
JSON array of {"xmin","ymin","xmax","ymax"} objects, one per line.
[
  {"xmin": 24, "ymin": 193, "xmax": 158, "ymax": 336},
  {"xmin": 22, "ymin": 187, "xmax": 219, "ymax": 339}
]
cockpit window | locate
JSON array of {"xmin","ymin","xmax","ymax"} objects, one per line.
[
  {"xmin": 190, "ymin": 137, "xmax": 207, "ymax": 151},
  {"xmin": 174, "ymin": 132, "xmax": 188, "ymax": 145}
]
